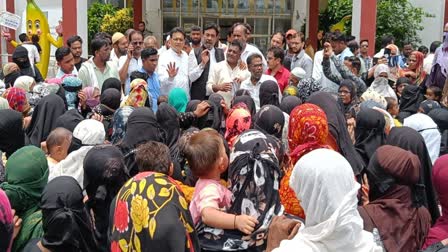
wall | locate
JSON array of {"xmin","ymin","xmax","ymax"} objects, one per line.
[{"xmin": 409, "ymin": 0, "xmax": 445, "ymax": 47}]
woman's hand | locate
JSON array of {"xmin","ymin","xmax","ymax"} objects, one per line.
[
  {"xmin": 11, "ymin": 209, "xmax": 22, "ymax": 239},
  {"xmin": 266, "ymin": 215, "xmax": 301, "ymax": 251},
  {"xmin": 361, "ymin": 174, "xmax": 370, "ymax": 206}
]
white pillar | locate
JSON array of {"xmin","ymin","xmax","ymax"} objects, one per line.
[
  {"xmin": 144, "ymin": 1, "xmax": 163, "ymax": 44},
  {"xmin": 351, "ymin": 0, "xmax": 362, "ymax": 41},
  {"xmin": 77, "ymin": 0, "xmax": 88, "ymax": 58}
]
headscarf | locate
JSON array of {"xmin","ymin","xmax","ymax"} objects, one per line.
[
  {"xmin": 282, "ymin": 85, "xmax": 301, "ymax": 98},
  {"xmin": 13, "ymin": 76, "xmax": 35, "ymax": 92},
  {"xmin": 124, "ymin": 78, "xmax": 149, "ymax": 108},
  {"xmin": 119, "ymin": 107, "xmax": 164, "ymax": 176},
  {"xmin": 207, "ymin": 94, "xmax": 225, "ymax": 132},
  {"xmin": 253, "ymin": 105, "xmax": 285, "ymax": 139},
  {"xmin": 109, "ymin": 172, "xmax": 200, "ymax": 252},
  {"xmin": 369, "ymin": 64, "xmax": 397, "ymax": 99},
  {"xmin": 280, "ymin": 103, "xmax": 330, "ymax": 218},
  {"xmin": 297, "ymin": 77, "xmax": 321, "ymax": 101},
  {"xmin": 156, "ymin": 103, "xmax": 181, "ymax": 158},
  {"xmin": 279, "ymin": 96, "xmax": 302, "ymax": 115},
  {"xmin": 259, "ymin": 80, "xmax": 281, "ymax": 107},
  {"xmin": 0, "ymin": 189, "xmax": 13, "ymax": 252},
  {"xmin": 96, "ymin": 88, "xmax": 121, "ymax": 116},
  {"xmin": 224, "ymin": 107, "xmax": 252, "ymax": 148},
  {"xmin": 339, "ymin": 79, "xmax": 359, "ymax": 116},
  {"xmin": 280, "ymin": 149, "xmax": 382, "ymax": 252},
  {"xmin": 101, "ymin": 77, "xmax": 122, "ymax": 93},
  {"xmin": 428, "ymin": 108, "xmax": 448, "ymax": 131},
  {"xmin": 308, "ymin": 91, "xmax": 365, "ymax": 176},
  {"xmin": 361, "ymin": 89, "xmax": 387, "ymax": 110},
  {"xmin": 0, "ymin": 146, "xmax": 48, "ymax": 251},
  {"xmin": 423, "ymin": 154, "xmax": 448, "ymax": 249},
  {"xmin": 26, "ymin": 94, "xmax": 67, "ymax": 146},
  {"xmin": 404, "ymin": 113, "xmax": 441, "ymax": 165},
  {"xmin": 398, "ymin": 84, "xmax": 425, "ymax": 122},
  {"xmin": 359, "ymin": 145, "xmax": 431, "ymax": 252},
  {"xmin": 168, "ymin": 87, "xmax": 188, "ymax": 113},
  {"xmin": 39, "ymin": 176, "xmax": 98, "ymax": 252},
  {"xmin": 197, "ymin": 130, "xmax": 284, "ymax": 251},
  {"xmin": 83, "ymin": 146, "xmax": 129, "ymax": 249},
  {"xmin": 61, "ymin": 76, "xmax": 82, "ymax": 110},
  {"xmin": 0, "ymin": 97, "xmax": 9, "ymax": 110},
  {"xmin": 386, "ymin": 126, "xmax": 440, "ymax": 222},
  {"xmin": 231, "ymin": 95, "xmax": 256, "ymax": 118},
  {"xmin": 435, "ymin": 32, "xmax": 448, "ymax": 78},
  {"xmin": 354, "ymin": 108, "xmax": 386, "ymax": 165},
  {"xmin": 0, "ymin": 110, "xmax": 25, "ymax": 158},
  {"xmin": 400, "ymin": 51, "xmax": 427, "ymax": 85},
  {"xmin": 54, "ymin": 109, "xmax": 84, "ymax": 132},
  {"xmin": 110, "ymin": 106, "xmax": 135, "ymax": 144},
  {"xmin": 2, "ymin": 87, "xmax": 30, "ymax": 114},
  {"xmin": 2, "ymin": 63, "xmax": 21, "ymax": 89},
  {"xmin": 81, "ymin": 87, "xmax": 100, "ymax": 110}
]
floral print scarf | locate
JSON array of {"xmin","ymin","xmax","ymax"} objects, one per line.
[
  {"xmin": 109, "ymin": 171, "xmax": 200, "ymax": 252},
  {"xmin": 124, "ymin": 79, "xmax": 148, "ymax": 108}
]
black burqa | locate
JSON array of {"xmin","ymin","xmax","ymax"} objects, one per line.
[
  {"xmin": 354, "ymin": 108, "xmax": 386, "ymax": 165},
  {"xmin": 0, "ymin": 110, "xmax": 25, "ymax": 158},
  {"xmin": 397, "ymin": 85, "xmax": 425, "ymax": 123},
  {"xmin": 259, "ymin": 80, "xmax": 280, "ymax": 107},
  {"xmin": 55, "ymin": 109, "xmax": 84, "ymax": 132},
  {"xmin": 156, "ymin": 103, "xmax": 183, "ymax": 181},
  {"xmin": 40, "ymin": 176, "xmax": 98, "ymax": 252},
  {"xmin": 26, "ymin": 94, "xmax": 67, "ymax": 146},
  {"xmin": 308, "ymin": 91, "xmax": 365, "ymax": 176},
  {"xmin": 101, "ymin": 77, "xmax": 122, "ymax": 93},
  {"xmin": 83, "ymin": 145, "xmax": 129, "ymax": 251},
  {"xmin": 253, "ymin": 105, "xmax": 285, "ymax": 139},
  {"xmin": 232, "ymin": 95, "xmax": 257, "ymax": 118},
  {"xmin": 279, "ymin": 96, "xmax": 302, "ymax": 115},
  {"xmin": 118, "ymin": 107, "xmax": 164, "ymax": 176},
  {"xmin": 386, "ymin": 126, "xmax": 440, "ymax": 223},
  {"xmin": 12, "ymin": 46, "xmax": 44, "ymax": 82}
]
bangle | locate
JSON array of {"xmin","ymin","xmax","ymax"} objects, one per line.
[{"xmin": 234, "ymin": 215, "xmax": 237, "ymax": 229}]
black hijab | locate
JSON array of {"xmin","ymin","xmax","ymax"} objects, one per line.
[
  {"xmin": 26, "ymin": 94, "xmax": 67, "ymax": 146},
  {"xmin": 355, "ymin": 108, "xmax": 386, "ymax": 165},
  {"xmin": 119, "ymin": 107, "xmax": 164, "ymax": 176},
  {"xmin": 253, "ymin": 105, "xmax": 285, "ymax": 139},
  {"xmin": 156, "ymin": 103, "xmax": 180, "ymax": 156},
  {"xmin": 95, "ymin": 89, "xmax": 121, "ymax": 117},
  {"xmin": 398, "ymin": 85, "xmax": 425, "ymax": 122},
  {"xmin": 308, "ymin": 91, "xmax": 365, "ymax": 176},
  {"xmin": 0, "ymin": 110, "xmax": 25, "ymax": 158},
  {"xmin": 55, "ymin": 109, "xmax": 84, "ymax": 132},
  {"xmin": 208, "ymin": 94, "xmax": 225, "ymax": 132},
  {"xmin": 101, "ymin": 77, "xmax": 121, "ymax": 93},
  {"xmin": 12, "ymin": 46, "xmax": 43, "ymax": 82},
  {"xmin": 386, "ymin": 126, "xmax": 440, "ymax": 222},
  {"xmin": 83, "ymin": 145, "xmax": 129, "ymax": 250},
  {"xmin": 232, "ymin": 95, "xmax": 256, "ymax": 118},
  {"xmin": 428, "ymin": 108, "xmax": 448, "ymax": 131},
  {"xmin": 279, "ymin": 96, "xmax": 302, "ymax": 115},
  {"xmin": 339, "ymin": 79, "xmax": 359, "ymax": 116},
  {"xmin": 40, "ymin": 176, "xmax": 98, "ymax": 252},
  {"xmin": 259, "ymin": 80, "xmax": 280, "ymax": 107}
]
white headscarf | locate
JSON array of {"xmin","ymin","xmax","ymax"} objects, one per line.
[
  {"xmin": 368, "ymin": 64, "xmax": 397, "ymax": 100},
  {"xmin": 274, "ymin": 149, "xmax": 382, "ymax": 252},
  {"xmin": 13, "ymin": 76, "xmax": 35, "ymax": 92},
  {"xmin": 48, "ymin": 119, "xmax": 106, "ymax": 187},
  {"xmin": 404, "ymin": 113, "xmax": 441, "ymax": 164}
]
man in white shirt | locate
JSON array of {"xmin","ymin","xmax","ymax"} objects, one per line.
[
  {"xmin": 55, "ymin": 47, "xmax": 78, "ymax": 78},
  {"xmin": 207, "ymin": 40, "xmax": 251, "ymax": 106},
  {"xmin": 240, "ymin": 53, "xmax": 277, "ymax": 110},
  {"xmin": 189, "ymin": 23, "xmax": 225, "ymax": 100},
  {"xmin": 110, "ymin": 32, "xmax": 128, "ymax": 68},
  {"xmin": 18, "ymin": 33, "xmax": 40, "ymax": 66},
  {"xmin": 157, "ymin": 27, "xmax": 191, "ymax": 98},
  {"xmin": 118, "ymin": 30, "xmax": 143, "ymax": 95},
  {"xmin": 232, "ymin": 23, "xmax": 268, "ymax": 71}
]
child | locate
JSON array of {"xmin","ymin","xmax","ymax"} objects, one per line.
[
  {"xmin": 135, "ymin": 141, "xmax": 173, "ymax": 176},
  {"xmin": 45, "ymin": 127, "xmax": 72, "ymax": 168},
  {"xmin": 418, "ymin": 99, "xmax": 441, "ymax": 114},
  {"xmin": 385, "ymin": 97, "xmax": 399, "ymax": 117},
  {"xmin": 184, "ymin": 129, "xmax": 258, "ymax": 234},
  {"xmin": 425, "ymin": 86, "xmax": 442, "ymax": 103}
]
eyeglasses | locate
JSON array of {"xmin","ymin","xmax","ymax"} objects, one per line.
[
  {"xmin": 361, "ymin": 45, "xmax": 368, "ymax": 48},
  {"xmin": 132, "ymin": 41, "xmax": 143, "ymax": 45}
]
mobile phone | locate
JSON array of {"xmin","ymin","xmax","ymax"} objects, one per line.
[
  {"xmin": 373, "ymin": 57, "xmax": 379, "ymax": 66},
  {"xmin": 384, "ymin": 48, "xmax": 391, "ymax": 61}
]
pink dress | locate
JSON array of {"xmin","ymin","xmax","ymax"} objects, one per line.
[{"xmin": 189, "ymin": 178, "xmax": 233, "ymax": 225}]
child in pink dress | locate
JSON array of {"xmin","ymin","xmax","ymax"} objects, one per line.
[{"xmin": 184, "ymin": 129, "xmax": 258, "ymax": 234}]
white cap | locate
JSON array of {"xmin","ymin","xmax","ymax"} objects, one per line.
[{"xmin": 291, "ymin": 67, "xmax": 307, "ymax": 79}]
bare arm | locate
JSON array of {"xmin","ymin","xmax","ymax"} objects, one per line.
[{"xmin": 201, "ymin": 208, "xmax": 258, "ymax": 234}]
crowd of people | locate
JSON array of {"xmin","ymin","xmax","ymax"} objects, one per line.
[{"xmin": 0, "ymin": 19, "xmax": 448, "ymax": 251}]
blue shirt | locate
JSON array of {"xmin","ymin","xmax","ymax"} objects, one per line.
[
  {"xmin": 337, "ymin": 47, "xmax": 354, "ymax": 63},
  {"xmin": 139, "ymin": 68, "xmax": 160, "ymax": 112}
]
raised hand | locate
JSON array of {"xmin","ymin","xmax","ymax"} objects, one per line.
[
  {"xmin": 167, "ymin": 62, "xmax": 178, "ymax": 78},
  {"xmin": 55, "ymin": 20, "xmax": 63, "ymax": 36}
]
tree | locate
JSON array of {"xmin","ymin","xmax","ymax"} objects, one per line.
[
  {"xmin": 87, "ymin": 2, "xmax": 117, "ymax": 45},
  {"xmin": 319, "ymin": 0, "xmax": 433, "ymax": 51},
  {"xmin": 100, "ymin": 8, "xmax": 134, "ymax": 36}
]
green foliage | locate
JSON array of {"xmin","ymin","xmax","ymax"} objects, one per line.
[
  {"xmin": 100, "ymin": 8, "xmax": 134, "ymax": 35},
  {"xmin": 318, "ymin": 0, "xmax": 434, "ymax": 51},
  {"xmin": 87, "ymin": 2, "xmax": 117, "ymax": 45}
]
